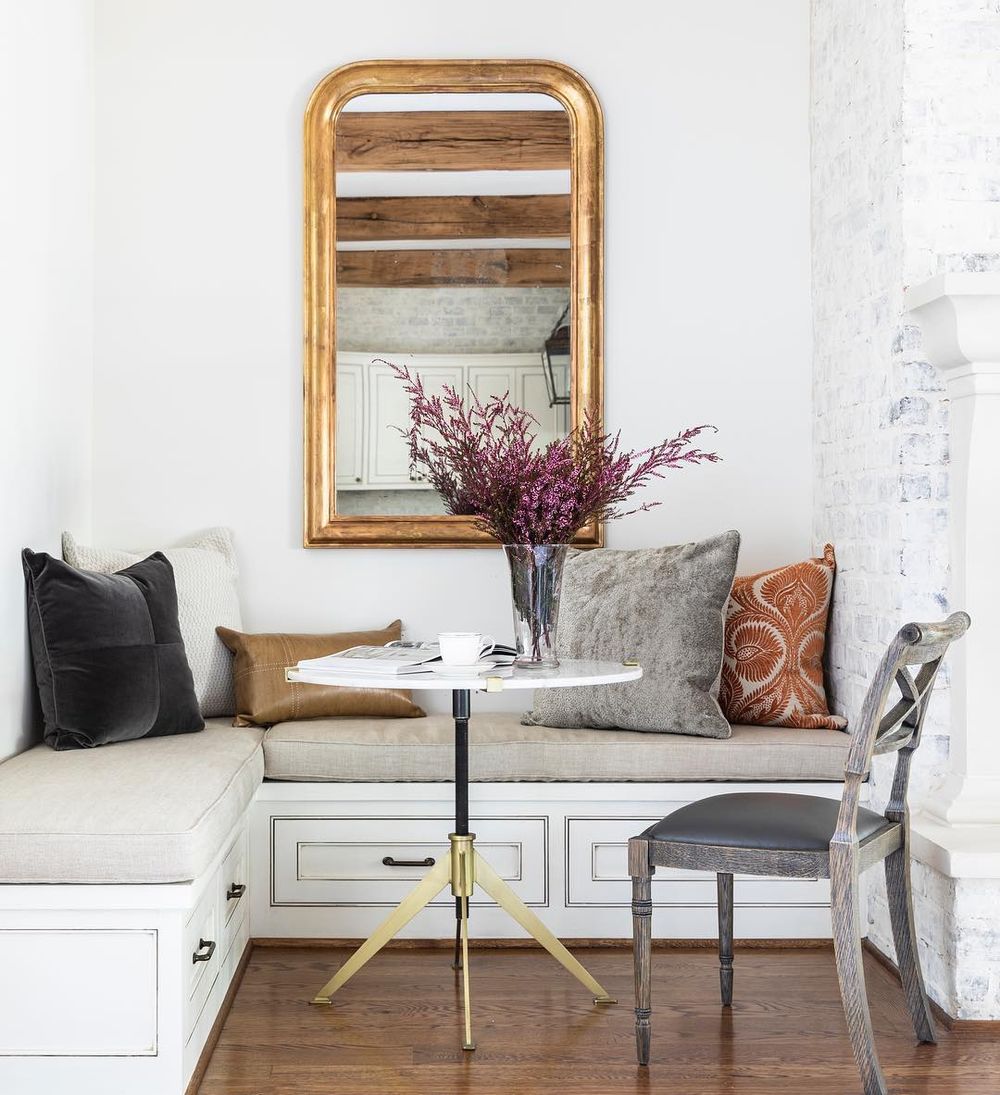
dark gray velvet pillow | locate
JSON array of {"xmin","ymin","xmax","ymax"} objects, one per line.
[
  {"xmin": 521, "ymin": 530, "xmax": 740, "ymax": 737},
  {"xmin": 22, "ymin": 549, "xmax": 204, "ymax": 749}
]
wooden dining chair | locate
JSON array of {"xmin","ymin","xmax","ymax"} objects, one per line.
[{"xmin": 629, "ymin": 612, "xmax": 970, "ymax": 1095}]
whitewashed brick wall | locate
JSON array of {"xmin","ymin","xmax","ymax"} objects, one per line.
[
  {"xmin": 903, "ymin": 0, "xmax": 1000, "ymax": 280},
  {"xmin": 812, "ymin": 0, "xmax": 1000, "ymax": 1017}
]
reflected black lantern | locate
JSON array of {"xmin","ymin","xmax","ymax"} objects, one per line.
[{"xmin": 542, "ymin": 304, "xmax": 571, "ymax": 407}]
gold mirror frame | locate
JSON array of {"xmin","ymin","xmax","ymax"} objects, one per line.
[{"xmin": 303, "ymin": 59, "xmax": 604, "ymax": 547}]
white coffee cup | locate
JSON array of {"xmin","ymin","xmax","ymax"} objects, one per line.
[{"xmin": 438, "ymin": 632, "xmax": 495, "ymax": 666}]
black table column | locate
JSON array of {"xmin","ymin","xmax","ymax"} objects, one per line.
[
  {"xmin": 452, "ymin": 688, "xmax": 471, "ymax": 966},
  {"xmin": 453, "ymin": 689, "xmax": 471, "ymax": 834}
]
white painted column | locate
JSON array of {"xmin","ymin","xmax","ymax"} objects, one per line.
[{"xmin": 906, "ymin": 273, "xmax": 1000, "ymax": 831}]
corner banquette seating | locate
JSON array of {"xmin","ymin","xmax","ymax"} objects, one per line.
[{"xmin": 0, "ymin": 709, "xmax": 853, "ymax": 1095}]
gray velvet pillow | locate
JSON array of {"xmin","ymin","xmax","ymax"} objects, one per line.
[
  {"xmin": 521, "ymin": 530, "xmax": 740, "ymax": 737},
  {"xmin": 22, "ymin": 550, "xmax": 204, "ymax": 749}
]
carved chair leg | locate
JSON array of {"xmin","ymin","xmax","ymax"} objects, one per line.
[
  {"xmin": 717, "ymin": 872, "xmax": 734, "ymax": 1006},
  {"xmin": 629, "ymin": 837, "xmax": 653, "ymax": 1066},
  {"xmin": 885, "ymin": 842, "xmax": 937, "ymax": 1043},
  {"xmin": 830, "ymin": 847, "xmax": 887, "ymax": 1095}
]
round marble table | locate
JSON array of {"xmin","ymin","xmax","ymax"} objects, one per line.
[{"xmin": 286, "ymin": 658, "xmax": 642, "ymax": 1050}]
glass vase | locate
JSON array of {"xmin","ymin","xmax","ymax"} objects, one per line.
[{"xmin": 502, "ymin": 544, "xmax": 569, "ymax": 669}]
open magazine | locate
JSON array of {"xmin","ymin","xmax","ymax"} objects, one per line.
[{"xmin": 295, "ymin": 640, "xmax": 517, "ymax": 677}]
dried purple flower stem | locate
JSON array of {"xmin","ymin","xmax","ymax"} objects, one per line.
[{"xmin": 383, "ymin": 359, "xmax": 720, "ymax": 546}]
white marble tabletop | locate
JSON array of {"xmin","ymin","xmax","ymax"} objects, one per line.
[{"xmin": 286, "ymin": 658, "xmax": 642, "ymax": 693}]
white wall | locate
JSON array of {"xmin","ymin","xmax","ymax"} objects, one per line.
[
  {"xmin": 0, "ymin": 2, "xmax": 94, "ymax": 760},
  {"xmin": 91, "ymin": 0, "xmax": 811, "ymax": 711}
]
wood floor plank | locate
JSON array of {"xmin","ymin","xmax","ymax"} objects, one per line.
[{"xmin": 196, "ymin": 945, "xmax": 999, "ymax": 1094}]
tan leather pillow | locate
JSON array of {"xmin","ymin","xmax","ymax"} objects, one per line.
[{"xmin": 216, "ymin": 621, "xmax": 425, "ymax": 727}]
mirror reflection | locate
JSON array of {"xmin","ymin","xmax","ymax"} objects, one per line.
[{"xmin": 334, "ymin": 92, "xmax": 572, "ymax": 517}]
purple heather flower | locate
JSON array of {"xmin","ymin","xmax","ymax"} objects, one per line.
[{"xmin": 382, "ymin": 360, "xmax": 720, "ymax": 545}]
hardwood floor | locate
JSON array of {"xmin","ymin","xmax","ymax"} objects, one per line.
[{"xmin": 196, "ymin": 944, "xmax": 998, "ymax": 1094}]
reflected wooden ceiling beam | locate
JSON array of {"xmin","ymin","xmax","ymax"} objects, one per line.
[
  {"xmin": 336, "ymin": 247, "xmax": 571, "ymax": 288},
  {"xmin": 337, "ymin": 194, "xmax": 571, "ymax": 242},
  {"xmin": 335, "ymin": 111, "xmax": 571, "ymax": 171}
]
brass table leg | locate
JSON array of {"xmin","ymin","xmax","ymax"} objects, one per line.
[
  {"xmin": 311, "ymin": 854, "xmax": 451, "ymax": 1004},
  {"xmin": 473, "ymin": 852, "xmax": 617, "ymax": 1004},
  {"xmin": 310, "ymin": 688, "xmax": 615, "ymax": 1042},
  {"xmin": 450, "ymin": 833, "xmax": 477, "ymax": 1049},
  {"xmin": 311, "ymin": 835, "xmax": 615, "ymax": 1011}
]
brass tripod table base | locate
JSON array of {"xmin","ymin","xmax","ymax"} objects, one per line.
[{"xmin": 310, "ymin": 832, "xmax": 617, "ymax": 1048}]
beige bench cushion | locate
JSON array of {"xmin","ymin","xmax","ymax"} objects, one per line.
[
  {"xmin": 263, "ymin": 714, "xmax": 850, "ymax": 783},
  {"xmin": 0, "ymin": 721, "xmax": 263, "ymax": 883}
]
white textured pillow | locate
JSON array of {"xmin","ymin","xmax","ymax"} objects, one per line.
[{"xmin": 62, "ymin": 528, "xmax": 242, "ymax": 717}]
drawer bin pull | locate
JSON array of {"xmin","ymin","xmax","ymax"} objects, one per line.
[
  {"xmin": 226, "ymin": 883, "xmax": 247, "ymax": 901},
  {"xmin": 192, "ymin": 939, "xmax": 216, "ymax": 964},
  {"xmin": 382, "ymin": 855, "xmax": 435, "ymax": 868}
]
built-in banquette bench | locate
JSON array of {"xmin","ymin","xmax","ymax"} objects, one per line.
[{"xmin": 0, "ymin": 714, "xmax": 853, "ymax": 1095}]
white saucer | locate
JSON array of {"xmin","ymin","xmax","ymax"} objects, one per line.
[{"xmin": 433, "ymin": 661, "xmax": 496, "ymax": 677}]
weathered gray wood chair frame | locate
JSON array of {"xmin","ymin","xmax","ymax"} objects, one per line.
[{"xmin": 629, "ymin": 612, "xmax": 970, "ymax": 1095}]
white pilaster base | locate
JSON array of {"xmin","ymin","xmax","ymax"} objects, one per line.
[
  {"xmin": 911, "ymin": 812, "xmax": 1000, "ymax": 879},
  {"xmin": 922, "ymin": 772, "xmax": 1000, "ymax": 828}
]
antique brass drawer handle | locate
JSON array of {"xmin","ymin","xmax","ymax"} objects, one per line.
[
  {"xmin": 226, "ymin": 883, "xmax": 247, "ymax": 901},
  {"xmin": 382, "ymin": 856, "xmax": 435, "ymax": 868},
  {"xmin": 192, "ymin": 939, "xmax": 217, "ymax": 964}
]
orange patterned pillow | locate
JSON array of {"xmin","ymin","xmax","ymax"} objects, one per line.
[{"xmin": 720, "ymin": 545, "xmax": 846, "ymax": 730}]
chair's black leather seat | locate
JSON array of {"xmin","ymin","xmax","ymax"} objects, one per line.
[{"xmin": 642, "ymin": 793, "xmax": 895, "ymax": 852}]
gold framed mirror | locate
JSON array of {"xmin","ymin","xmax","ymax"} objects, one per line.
[{"xmin": 303, "ymin": 60, "xmax": 604, "ymax": 547}]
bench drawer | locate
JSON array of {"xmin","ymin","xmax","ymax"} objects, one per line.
[
  {"xmin": 566, "ymin": 817, "xmax": 830, "ymax": 908},
  {"xmin": 219, "ymin": 827, "xmax": 249, "ymax": 950},
  {"xmin": 183, "ymin": 881, "xmax": 220, "ymax": 1037},
  {"xmin": 271, "ymin": 815, "xmax": 548, "ymax": 907}
]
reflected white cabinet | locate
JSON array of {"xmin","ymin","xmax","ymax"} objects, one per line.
[
  {"xmin": 367, "ymin": 360, "xmax": 464, "ymax": 486},
  {"xmin": 338, "ymin": 352, "xmax": 562, "ymax": 491},
  {"xmin": 522, "ymin": 366, "xmax": 563, "ymax": 448},
  {"xmin": 469, "ymin": 361, "xmax": 563, "ymax": 450},
  {"xmin": 335, "ymin": 362, "xmax": 365, "ymax": 487},
  {"xmin": 468, "ymin": 363, "xmax": 519, "ymax": 405}
]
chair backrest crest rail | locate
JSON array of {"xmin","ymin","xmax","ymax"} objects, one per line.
[{"xmin": 836, "ymin": 612, "xmax": 969, "ymax": 843}]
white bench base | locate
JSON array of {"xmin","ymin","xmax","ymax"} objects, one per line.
[
  {"xmin": 0, "ymin": 817, "xmax": 250, "ymax": 1095},
  {"xmin": 251, "ymin": 781, "xmax": 856, "ymax": 942}
]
